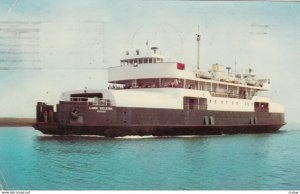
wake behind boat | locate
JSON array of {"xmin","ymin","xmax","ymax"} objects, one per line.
[{"xmin": 33, "ymin": 34, "xmax": 285, "ymax": 137}]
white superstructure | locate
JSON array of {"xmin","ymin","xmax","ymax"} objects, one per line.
[{"xmin": 62, "ymin": 46, "xmax": 284, "ymax": 114}]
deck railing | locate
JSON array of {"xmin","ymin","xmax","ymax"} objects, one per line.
[
  {"xmin": 109, "ymin": 85, "xmax": 258, "ymax": 100},
  {"xmin": 70, "ymin": 97, "xmax": 111, "ymax": 106}
]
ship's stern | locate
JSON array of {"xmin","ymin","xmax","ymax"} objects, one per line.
[{"xmin": 33, "ymin": 102, "xmax": 62, "ymax": 135}]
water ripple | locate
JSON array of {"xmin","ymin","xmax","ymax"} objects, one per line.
[{"xmin": 1, "ymin": 127, "xmax": 300, "ymax": 190}]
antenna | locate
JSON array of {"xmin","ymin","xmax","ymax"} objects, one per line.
[
  {"xmin": 146, "ymin": 40, "xmax": 149, "ymax": 54},
  {"xmin": 234, "ymin": 60, "xmax": 237, "ymax": 76},
  {"xmin": 196, "ymin": 25, "xmax": 201, "ymax": 70}
]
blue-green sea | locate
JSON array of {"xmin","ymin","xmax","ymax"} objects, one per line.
[{"xmin": 0, "ymin": 126, "xmax": 299, "ymax": 190}]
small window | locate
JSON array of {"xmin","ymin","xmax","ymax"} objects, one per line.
[
  {"xmin": 149, "ymin": 58, "xmax": 152, "ymax": 63},
  {"xmin": 144, "ymin": 58, "xmax": 148, "ymax": 63},
  {"xmin": 138, "ymin": 59, "xmax": 143, "ymax": 64},
  {"xmin": 153, "ymin": 58, "xmax": 156, "ymax": 63}
]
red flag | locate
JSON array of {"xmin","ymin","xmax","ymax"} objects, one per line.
[{"xmin": 177, "ymin": 63, "xmax": 185, "ymax": 70}]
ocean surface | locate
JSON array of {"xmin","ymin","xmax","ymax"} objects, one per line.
[{"xmin": 0, "ymin": 126, "xmax": 299, "ymax": 190}]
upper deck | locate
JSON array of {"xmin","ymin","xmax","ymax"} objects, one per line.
[{"xmin": 108, "ymin": 47, "xmax": 271, "ymax": 100}]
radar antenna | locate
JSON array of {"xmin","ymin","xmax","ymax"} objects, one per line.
[
  {"xmin": 226, "ymin": 67, "xmax": 231, "ymax": 76},
  {"xmin": 151, "ymin": 47, "xmax": 158, "ymax": 54}
]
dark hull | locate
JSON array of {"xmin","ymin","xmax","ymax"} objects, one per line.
[
  {"xmin": 33, "ymin": 101, "xmax": 285, "ymax": 137},
  {"xmin": 33, "ymin": 123, "xmax": 284, "ymax": 137}
]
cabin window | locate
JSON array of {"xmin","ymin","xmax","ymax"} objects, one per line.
[
  {"xmin": 183, "ymin": 97, "xmax": 207, "ymax": 110},
  {"xmin": 228, "ymin": 86, "xmax": 238, "ymax": 98},
  {"xmin": 255, "ymin": 102, "xmax": 269, "ymax": 112},
  {"xmin": 199, "ymin": 81, "xmax": 205, "ymax": 90},
  {"xmin": 70, "ymin": 93, "xmax": 103, "ymax": 102},
  {"xmin": 137, "ymin": 78, "xmax": 159, "ymax": 88},
  {"xmin": 186, "ymin": 79, "xmax": 198, "ymax": 89},
  {"xmin": 120, "ymin": 60, "xmax": 125, "ymax": 66},
  {"xmin": 121, "ymin": 79, "xmax": 135, "ymax": 89},
  {"xmin": 161, "ymin": 78, "xmax": 183, "ymax": 88},
  {"xmin": 212, "ymin": 83, "xmax": 217, "ymax": 92},
  {"xmin": 239, "ymin": 88, "xmax": 247, "ymax": 99},
  {"xmin": 217, "ymin": 84, "xmax": 227, "ymax": 94}
]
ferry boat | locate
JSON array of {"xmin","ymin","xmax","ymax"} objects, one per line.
[{"xmin": 33, "ymin": 35, "xmax": 285, "ymax": 137}]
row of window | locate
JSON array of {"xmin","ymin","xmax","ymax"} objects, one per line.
[
  {"xmin": 121, "ymin": 58, "xmax": 164, "ymax": 66},
  {"xmin": 112, "ymin": 78, "xmax": 258, "ymax": 97},
  {"xmin": 209, "ymin": 99, "xmax": 254, "ymax": 106}
]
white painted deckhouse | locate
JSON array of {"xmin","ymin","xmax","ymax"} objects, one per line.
[{"xmin": 103, "ymin": 47, "xmax": 283, "ymax": 113}]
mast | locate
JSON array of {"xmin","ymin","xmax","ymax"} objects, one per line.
[{"xmin": 196, "ymin": 26, "xmax": 201, "ymax": 70}]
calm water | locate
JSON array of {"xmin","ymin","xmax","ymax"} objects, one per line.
[{"xmin": 0, "ymin": 126, "xmax": 299, "ymax": 190}]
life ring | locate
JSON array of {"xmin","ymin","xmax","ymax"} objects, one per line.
[{"xmin": 70, "ymin": 107, "xmax": 79, "ymax": 119}]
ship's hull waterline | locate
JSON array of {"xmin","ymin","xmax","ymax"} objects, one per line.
[
  {"xmin": 33, "ymin": 102, "xmax": 285, "ymax": 137},
  {"xmin": 33, "ymin": 123, "xmax": 284, "ymax": 137}
]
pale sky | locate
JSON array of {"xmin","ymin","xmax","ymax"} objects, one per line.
[{"xmin": 0, "ymin": 0, "xmax": 299, "ymax": 125}]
